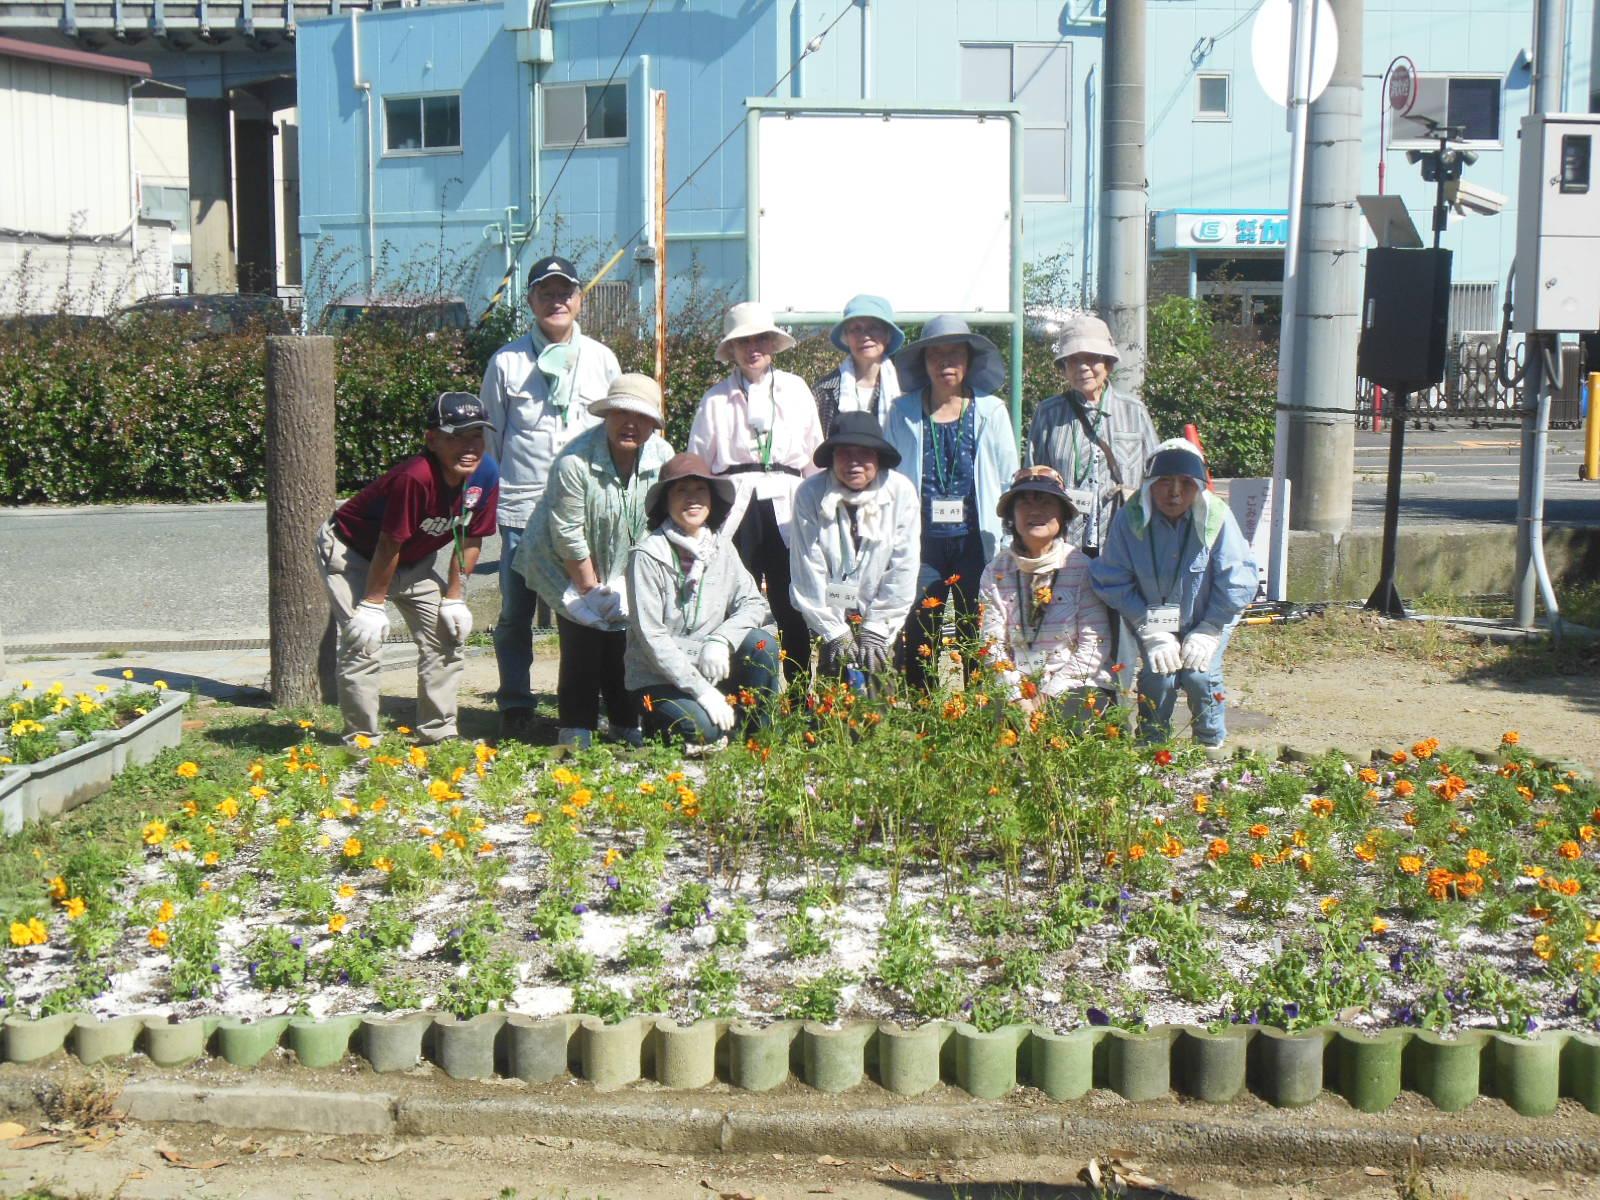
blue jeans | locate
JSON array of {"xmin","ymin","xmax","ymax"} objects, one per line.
[
  {"xmin": 631, "ymin": 631, "xmax": 781, "ymax": 746},
  {"xmin": 1136, "ymin": 629, "xmax": 1231, "ymax": 746},
  {"xmin": 494, "ymin": 523, "xmax": 540, "ymax": 712}
]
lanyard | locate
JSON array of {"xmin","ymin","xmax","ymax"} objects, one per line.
[
  {"xmin": 925, "ymin": 398, "xmax": 967, "ymax": 495},
  {"xmin": 673, "ymin": 554, "xmax": 704, "ymax": 629},
  {"xmin": 741, "ymin": 372, "xmax": 776, "ymax": 466},
  {"xmin": 1147, "ymin": 519, "xmax": 1195, "ymax": 605},
  {"xmin": 1013, "ymin": 566, "xmax": 1058, "ymax": 649},
  {"xmin": 835, "ymin": 507, "xmax": 863, "ymax": 580}
]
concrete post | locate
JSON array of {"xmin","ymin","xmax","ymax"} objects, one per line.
[
  {"xmin": 1099, "ymin": 0, "xmax": 1148, "ymax": 394},
  {"xmin": 266, "ymin": 336, "xmax": 337, "ymax": 710},
  {"xmin": 186, "ymin": 98, "xmax": 237, "ymax": 294},
  {"xmin": 1283, "ymin": 0, "xmax": 1362, "ymax": 533}
]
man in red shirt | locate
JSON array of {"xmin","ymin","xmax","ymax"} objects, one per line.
[{"xmin": 316, "ymin": 392, "xmax": 500, "ymax": 744}]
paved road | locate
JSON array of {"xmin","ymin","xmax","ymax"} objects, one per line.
[{"xmin": 1, "ymin": 429, "xmax": 1595, "ymax": 644}]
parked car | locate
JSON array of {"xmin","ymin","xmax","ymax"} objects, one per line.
[
  {"xmin": 318, "ymin": 295, "xmax": 470, "ymax": 334},
  {"xmin": 113, "ymin": 293, "xmax": 295, "ymax": 336}
]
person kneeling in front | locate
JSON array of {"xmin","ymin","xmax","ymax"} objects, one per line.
[
  {"xmin": 625, "ymin": 453, "xmax": 780, "ymax": 747},
  {"xmin": 317, "ymin": 392, "xmax": 499, "ymax": 746},
  {"xmin": 1088, "ymin": 439, "xmax": 1255, "ymax": 748},
  {"xmin": 789, "ymin": 411, "xmax": 921, "ymax": 682}
]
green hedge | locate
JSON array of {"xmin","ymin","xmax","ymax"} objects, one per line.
[{"xmin": 0, "ymin": 300, "xmax": 1256, "ymax": 505}]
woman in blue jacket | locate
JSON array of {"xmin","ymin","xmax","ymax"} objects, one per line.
[
  {"xmin": 1089, "ymin": 439, "xmax": 1257, "ymax": 747},
  {"xmin": 885, "ymin": 315, "xmax": 1019, "ymax": 688}
]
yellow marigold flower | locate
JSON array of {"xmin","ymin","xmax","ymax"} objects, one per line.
[
  {"xmin": 1298, "ymin": 854, "xmax": 1315, "ymax": 872},
  {"xmin": 407, "ymin": 746, "xmax": 429, "ymax": 770},
  {"xmin": 328, "ymin": 915, "xmax": 347, "ymax": 934},
  {"xmin": 249, "ymin": 761, "xmax": 266, "ymax": 782},
  {"xmin": 603, "ymin": 848, "xmax": 622, "ymax": 868},
  {"xmin": 122, "ymin": 669, "xmax": 134, "ymax": 680},
  {"xmin": 276, "ymin": 816, "xmax": 292, "ymax": 829},
  {"xmin": 474, "ymin": 742, "xmax": 496, "ymax": 764},
  {"xmin": 637, "ymin": 782, "xmax": 656, "ymax": 795},
  {"xmin": 203, "ymin": 851, "xmax": 220, "ymax": 867},
  {"xmin": 1465, "ymin": 847, "xmax": 1491, "ymax": 869},
  {"xmin": 524, "ymin": 811, "xmax": 544, "ymax": 826},
  {"xmin": 572, "ymin": 788, "xmax": 595, "ymax": 808},
  {"xmin": 319, "ymin": 807, "xmax": 336, "ymax": 820},
  {"xmin": 148, "ymin": 927, "xmax": 169, "ymax": 949},
  {"xmin": 9, "ymin": 921, "xmax": 36, "ymax": 947},
  {"xmin": 1354, "ymin": 842, "xmax": 1377, "ymax": 863},
  {"xmin": 337, "ymin": 884, "xmax": 356, "ymax": 899},
  {"xmin": 477, "ymin": 842, "xmax": 495, "ymax": 855},
  {"xmin": 550, "ymin": 766, "xmax": 581, "ymax": 787},
  {"xmin": 1291, "ymin": 829, "xmax": 1309, "ymax": 849},
  {"xmin": 428, "ymin": 842, "xmax": 444, "ymax": 860},
  {"xmin": 998, "ymin": 728, "xmax": 1019, "ymax": 748},
  {"xmin": 342, "ymin": 837, "xmax": 363, "ymax": 859},
  {"xmin": 1160, "ymin": 836, "xmax": 1184, "ymax": 858},
  {"xmin": 1249, "ymin": 853, "xmax": 1266, "ymax": 870},
  {"xmin": 373, "ymin": 857, "xmax": 394, "ymax": 873},
  {"xmin": 142, "ymin": 819, "xmax": 167, "ymax": 846},
  {"xmin": 175, "ymin": 761, "xmax": 200, "ymax": 779},
  {"xmin": 1318, "ymin": 897, "xmax": 1340, "ymax": 915},
  {"xmin": 353, "ymin": 734, "xmax": 373, "ymax": 750},
  {"xmin": 63, "ymin": 897, "xmax": 86, "ymax": 921},
  {"xmin": 1533, "ymin": 934, "xmax": 1555, "ymax": 962},
  {"xmin": 1555, "ymin": 783, "xmax": 1573, "ymax": 795},
  {"xmin": 318, "ymin": 835, "xmax": 332, "ymax": 848},
  {"xmin": 1370, "ymin": 917, "xmax": 1390, "ymax": 935},
  {"xmin": 369, "ymin": 796, "xmax": 388, "ymax": 812},
  {"xmin": 1398, "ymin": 856, "xmax": 1423, "ymax": 875},
  {"xmin": 1524, "ymin": 864, "xmax": 1546, "ymax": 879},
  {"xmin": 47, "ymin": 876, "xmax": 68, "ymax": 902},
  {"xmin": 215, "ymin": 796, "xmax": 239, "ymax": 819},
  {"xmin": 156, "ymin": 899, "xmax": 175, "ymax": 923},
  {"xmin": 1192, "ymin": 794, "xmax": 1210, "ymax": 814}
]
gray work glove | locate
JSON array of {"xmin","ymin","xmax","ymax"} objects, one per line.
[
  {"xmin": 855, "ymin": 628, "xmax": 891, "ymax": 675},
  {"xmin": 818, "ymin": 634, "xmax": 852, "ymax": 678}
]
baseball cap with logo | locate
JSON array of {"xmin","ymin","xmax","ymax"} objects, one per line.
[
  {"xmin": 425, "ymin": 392, "xmax": 495, "ymax": 434},
  {"xmin": 527, "ymin": 255, "xmax": 582, "ymax": 290}
]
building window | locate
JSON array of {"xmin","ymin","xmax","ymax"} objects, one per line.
[
  {"xmin": 383, "ymin": 94, "xmax": 461, "ymax": 155},
  {"xmin": 139, "ymin": 184, "xmax": 189, "ymax": 223},
  {"xmin": 960, "ymin": 42, "xmax": 1071, "ymax": 199},
  {"xmin": 1196, "ymin": 73, "xmax": 1230, "ymax": 120},
  {"xmin": 1392, "ymin": 75, "xmax": 1502, "ymax": 147},
  {"xmin": 542, "ymin": 82, "xmax": 628, "ymax": 147}
]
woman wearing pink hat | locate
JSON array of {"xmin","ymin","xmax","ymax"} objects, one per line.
[{"xmin": 687, "ymin": 302, "xmax": 824, "ymax": 675}]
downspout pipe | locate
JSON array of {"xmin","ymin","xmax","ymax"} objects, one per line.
[
  {"xmin": 353, "ymin": 7, "xmax": 375, "ymax": 297},
  {"xmin": 860, "ymin": 0, "xmax": 872, "ymax": 100}
]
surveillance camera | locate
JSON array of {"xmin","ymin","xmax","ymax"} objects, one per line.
[{"xmin": 1446, "ymin": 178, "xmax": 1508, "ymax": 216}]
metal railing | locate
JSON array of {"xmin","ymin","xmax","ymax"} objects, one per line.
[{"xmin": 1356, "ymin": 336, "xmax": 1585, "ymax": 429}]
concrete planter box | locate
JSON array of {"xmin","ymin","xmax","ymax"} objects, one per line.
[
  {"xmin": 1404, "ymin": 1029, "xmax": 1486, "ymax": 1112},
  {"xmin": 1175, "ymin": 1027, "xmax": 1252, "ymax": 1103},
  {"xmin": 728, "ymin": 1020, "xmax": 800, "ymax": 1092},
  {"xmin": 0, "ymin": 692, "xmax": 184, "ymax": 835},
  {"xmin": 1249, "ymin": 1027, "xmax": 1332, "ymax": 1108}
]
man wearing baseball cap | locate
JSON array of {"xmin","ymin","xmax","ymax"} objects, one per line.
[
  {"xmin": 316, "ymin": 392, "xmax": 500, "ymax": 745},
  {"xmin": 478, "ymin": 254, "xmax": 621, "ymax": 742}
]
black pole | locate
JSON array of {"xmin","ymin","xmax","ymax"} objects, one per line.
[
  {"xmin": 1431, "ymin": 133, "xmax": 1450, "ymax": 251},
  {"xmin": 1365, "ymin": 389, "xmax": 1409, "ymax": 618}
]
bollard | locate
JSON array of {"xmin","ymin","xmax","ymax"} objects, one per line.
[{"xmin": 1585, "ymin": 372, "xmax": 1600, "ymax": 481}]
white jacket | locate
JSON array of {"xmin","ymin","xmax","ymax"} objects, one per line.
[
  {"xmin": 788, "ymin": 470, "xmax": 921, "ymax": 643},
  {"xmin": 477, "ymin": 327, "xmax": 621, "ymax": 529}
]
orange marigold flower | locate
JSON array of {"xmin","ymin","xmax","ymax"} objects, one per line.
[
  {"xmin": 1413, "ymin": 738, "xmax": 1439, "ymax": 760},
  {"xmin": 1559, "ymin": 841, "xmax": 1582, "ymax": 860},
  {"xmin": 1398, "ymin": 855, "xmax": 1424, "ymax": 875},
  {"xmin": 148, "ymin": 927, "xmax": 170, "ymax": 949},
  {"xmin": 1456, "ymin": 871, "xmax": 1484, "ymax": 899},
  {"xmin": 1103, "ymin": 849, "xmax": 1120, "ymax": 867},
  {"xmin": 1358, "ymin": 767, "xmax": 1380, "ymax": 784},
  {"xmin": 1309, "ymin": 797, "xmax": 1334, "ymax": 818},
  {"xmin": 1394, "ymin": 780, "xmax": 1416, "ymax": 798},
  {"xmin": 1206, "ymin": 838, "xmax": 1230, "ymax": 860},
  {"xmin": 1502, "ymin": 730, "xmax": 1520, "ymax": 746},
  {"xmin": 1318, "ymin": 897, "xmax": 1340, "ymax": 915},
  {"xmin": 1581, "ymin": 825, "xmax": 1598, "ymax": 844},
  {"xmin": 1426, "ymin": 868, "xmax": 1456, "ymax": 901},
  {"xmin": 1105, "ymin": 724, "xmax": 1120, "ymax": 739},
  {"xmin": 1154, "ymin": 749, "xmax": 1174, "ymax": 767},
  {"xmin": 1402, "ymin": 810, "xmax": 1419, "ymax": 826},
  {"xmin": 1160, "ymin": 837, "xmax": 1184, "ymax": 858},
  {"xmin": 1018, "ymin": 679, "xmax": 1039, "ymax": 700},
  {"xmin": 1128, "ymin": 844, "xmax": 1147, "ymax": 861},
  {"xmin": 1558, "ymin": 877, "xmax": 1583, "ymax": 897},
  {"xmin": 1248, "ymin": 823, "xmax": 1271, "ymax": 840},
  {"xmin": 1354, "ymin": 841, "xmax": 1377, "ymax": 863},
  {"xmin": 1465, "ymin": 848, "xmax": 1491, "ymax": 869},
  {"xmin": 1249, "ymin": 852, "xmax": 1266, "ymax": 870},
  {"xmin": 998, "ymin": 728, "xmax": 1019, "ymax": 748},
  {"xmin": 1433, "ymin": 774, "xmax": 1468, "ymax": 802},
  {"xmin": 1392, "ymin": 750, "xmax": 1409, "ymax": 765}
]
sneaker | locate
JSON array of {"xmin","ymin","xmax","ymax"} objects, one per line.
[
  {"xmin": 1197, "ymin": 741, "xmax": 1229, "ymax": 762},
  {"xmin": 556, "ymin": 727, "xmax": 593, "ymax": 749},
  {"xmin": 617, "ymin": 728, "xmax": 645, "ymax": 749},
  {"xmin": 499, "ymin": 708, "xmax": 538, "ymax": 744}
]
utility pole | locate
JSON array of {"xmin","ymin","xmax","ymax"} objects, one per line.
[
  {"xmin": 1282, "ymin": 0, "xmax": 1362, "ymax": 535},
  {"xmin": 1514, "ymin": 0, "xmax": 1566, "ymax": 628},
  {"xmin": 1099, "ymin": 0, "xmax": 1147, "ymax": 393}
]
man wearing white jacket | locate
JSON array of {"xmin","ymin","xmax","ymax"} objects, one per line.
[
  {"xmin": 789, "ymin": 411, "xmax": 922, "ymax": 680},
  {"xmin": 478, "ymin": 255, "xmax": 621, "ymax": 741}
]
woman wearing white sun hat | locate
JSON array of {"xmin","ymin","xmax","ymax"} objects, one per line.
[{"xmin": 688, "ymin": 301, "xmax": 824, "ymax": 675}]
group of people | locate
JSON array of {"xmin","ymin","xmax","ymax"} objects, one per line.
[{"xmin": 315, "ymin": 255, "xmax": 1259, "ymax": 756}]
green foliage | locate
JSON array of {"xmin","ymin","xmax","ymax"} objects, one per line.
[
  {"xmin": 244, "ymin": 927, "xmax": 309, "ymax": 992},
  {"xmin": 1142, "ymin": 295, "xmax": 1278, "ymax": 476}
]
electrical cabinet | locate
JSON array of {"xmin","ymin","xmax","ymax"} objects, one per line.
[{"xmin": 1514, "ymin": 113, "xmax": 1600, "ymax": 333}]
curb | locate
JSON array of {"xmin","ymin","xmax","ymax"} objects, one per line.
[
  {"xmin": 5, "ymin": 1072, "xmax": 1600, "ymax": 1172},
  {"xmin": 8, "ymin": 1012, "xmax": 1600, "ymax": 1117}
]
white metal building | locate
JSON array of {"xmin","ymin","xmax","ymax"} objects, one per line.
[{"xmin": 0, "ymin": 35, "xmax": 173, "ymax": 315}]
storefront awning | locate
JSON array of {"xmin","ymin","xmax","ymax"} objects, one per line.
[{"xmin": 1152, "ymin": 209, "xmax": 1290, "ymax": 252}]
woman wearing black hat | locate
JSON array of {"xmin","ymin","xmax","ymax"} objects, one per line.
[
  {"xmin": 978, "ymin": 466, "xmax": 1115, "ymax": 720},
  {"xmin": 625, "ymin": 453, "xmax": 781, "ymax": 745},
  {"xmin": 789, "ymin": 412, "xmax": 922, "ymax": 680},
  {"xmin": 885, "ymin": 315, "xmax": 1020, "ymax": 689}
]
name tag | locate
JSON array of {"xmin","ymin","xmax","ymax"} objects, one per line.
[
  {"xmin": 825, "ymin": 581, "xmax": 857, "ymax": 611},
  {"xmin": 931, "ymin": 499, "xmax": 965, "ymax": 524},
  {"xmin": 1065, "ymin": 487, "xmax": 1094, "ymax": 514},
  {"xmin": 1145, "ymin": 604, "xmax": 1181, "ymax": 634}
]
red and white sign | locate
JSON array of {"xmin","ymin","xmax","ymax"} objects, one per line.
[{"xmin": 1386, "ymin": 57, "xmax": 1418, "ymax": 116}]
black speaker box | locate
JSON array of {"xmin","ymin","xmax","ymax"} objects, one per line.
[{"xmin": 1357, "ymin": 247, "xmax": 1453, "ymax": 393}]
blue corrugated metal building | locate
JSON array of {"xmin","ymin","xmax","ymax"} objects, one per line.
[{"xmin": 293, "ymin": 0, "xmax": 1594, "ymax": 331}]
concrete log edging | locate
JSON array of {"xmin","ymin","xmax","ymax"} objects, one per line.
[
  {"xmin": 0, "ymin": 691, "xmax": 185, "ymax": 835},
  {"xmin": 8, "ymin": 1012, "xmax": 1600, "ymax": 1115}
]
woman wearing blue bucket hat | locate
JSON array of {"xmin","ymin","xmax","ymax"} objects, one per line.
[
  {"xmin": 811, "ymin": 294, "xmax": 905, "ymax": 435},
  {"xmin": 884, "ymin": 315, "xmax": 1019, "ymax": 689}
]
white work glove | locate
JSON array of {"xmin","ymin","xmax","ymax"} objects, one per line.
[
  {"xmin": 438, "ymin": 597, "xmax": 473, "ymax": 643},
  {"xmin": 1180, "ymin": 629, "xmax": 1221, "ymax": 672},
  {"xmin": 1140, "ymin": 630, "xmax": 1181, "ymax": 676},
  {"xmin": 560, "ymin": 584, "xmax": 606, "ymax": 629},
  {"xmin": 588, "ymin": 583, "xmax": 628, "ymax": 625},
  {"xmin": 345, "ymin": 601, "xmax": 390, "ymax": 656},
  {"xmin": 697, "ymin": 687, "xmax": 737, "ymax": 732},
  {"xmin": 698, "ymin": 638, "xmax": 732, "ymax": 684}
]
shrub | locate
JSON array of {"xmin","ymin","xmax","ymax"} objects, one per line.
[{"xmin": 1141, "ymin": 296, "xmax": 1278, "ymax": 477}]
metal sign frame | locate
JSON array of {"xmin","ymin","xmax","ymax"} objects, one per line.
[{"xmin": 743, "ymin": 98, "xmax": 1027, "ymax": 442}]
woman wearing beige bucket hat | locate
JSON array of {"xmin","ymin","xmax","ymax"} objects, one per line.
[
  {"xmin": 1025, "ymin": 313, "xmax": 1159, "ymax": 558},
  {"xmin": 515, "ymin": 373, "xmax": 674, "ymax": 747},
  {"xmin": 688, "ymin": 301, "xmax": 824, "ymax": 676}
]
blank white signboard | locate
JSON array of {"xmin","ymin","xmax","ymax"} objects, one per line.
[{"xmin": 755, "ymin": 113, "xmax": 1013, "ymax": 316}]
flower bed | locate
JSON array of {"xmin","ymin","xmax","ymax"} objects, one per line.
[
  {"xmin": 2, "ymin": 677, "xmax": 184, "ymax": 833},
  {"xmin": 6, "ymin": 668, "xmax": 1599, "ymax": 1055}
]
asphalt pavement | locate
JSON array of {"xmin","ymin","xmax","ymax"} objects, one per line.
[{"xmin": 1, "ymin": 429, "xmax": 1595, "ymax": 648}]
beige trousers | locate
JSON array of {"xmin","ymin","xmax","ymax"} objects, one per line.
[{"xmin": 315, "ymin": 522, "xmax": 464, "ymax": 743}]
